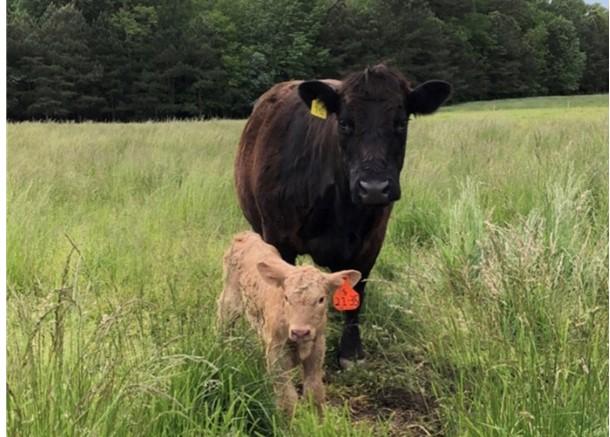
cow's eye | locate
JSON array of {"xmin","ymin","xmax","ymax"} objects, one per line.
[
  {"xmin": 318, "ymin": 296, "xmax": 325, "ymax": 304},
  {"xmin": 338, "ymin": 119, "xmax": 353, "ymax": 135}
]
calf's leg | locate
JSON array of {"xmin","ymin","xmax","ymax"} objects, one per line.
[
  {"xmin": 216, "ymin": 269, "xmax": 243, "ymax": 335},
  {"xmin": 302, "ymin": 335, "xmax": 326, "ymax": 414},
  {"xmin": 266, "ymin": 342, "xmax": 298, "ymax": 416}
]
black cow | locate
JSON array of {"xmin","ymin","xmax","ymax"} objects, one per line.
[{"xmin": 235, "ymin": 64, "xmax": 451, "ymax": 367}]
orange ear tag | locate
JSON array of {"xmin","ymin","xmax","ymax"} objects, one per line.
[{"xmin": 332, "ymin": 278, "xmax": 360, "ymax": 311}]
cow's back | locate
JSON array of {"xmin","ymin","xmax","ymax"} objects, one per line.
[
  {"xmin": 235, "ymin": 81, "xmax": 300, "ymax": 233},
  {"xmin": 234, "ymin": 80, "xmax": 341, "ymax": 237}
]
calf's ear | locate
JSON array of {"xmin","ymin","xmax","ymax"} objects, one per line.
[
  {"xmin": 407, "ymin": 80, "xmax": 452, "ymax": 115},
  {"xmin": 326, "ymin": 270, "xmax": 362, "ymax": 291},
  {"xmin": 298, "ymin": 81, "xmax": 341, "ymax": 115},
  {"xmin": 257, "ymin": 259, "xmax": 291, "ymax": 287}
]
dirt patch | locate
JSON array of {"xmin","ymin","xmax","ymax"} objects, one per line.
[{"xmin": 328, "ymin": 385, "xmax": 442, "ymax": 436}]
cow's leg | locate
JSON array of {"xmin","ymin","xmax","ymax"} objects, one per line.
[
  {"xmin": 336, "ymin": 211, "xmax": 391, "ymax": 369},
  {"xmin": 326, "ymin": 261, "xmax": 371, "ymax": 369},
  {"xmin": 277, "ymin": 245, "xmax": 297, "ymax": 265},
  {"xmin": 268, "ymin": 241, "xmax": 296, "ymax": 265},
  {"xmin": 324, "ymin": 261, "xmax": 370, "ymax": 369},
  {"xmin": 338, "ymin": 271, "xmax": 369, "ymax": 369},
  {"xmin": 261, "ymin": 226, "xmax": 297, "ymax": 265}
]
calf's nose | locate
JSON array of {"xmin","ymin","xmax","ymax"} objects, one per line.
[
  {"xmin": 358, "ymin": 179, "xmax": 390, "ymax": 205},
  {"xmin": 290, "ymin": 328, "xmax": 311, "ymax": 340}
]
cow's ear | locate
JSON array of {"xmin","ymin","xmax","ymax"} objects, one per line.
[
  {"xmin": 298, "ymin": 81, "xmax": 340, "ymax": 115},
  {"xmin": 257, "ymin": 259, "xmax": 291, "ymax": 287},
  {"xmin": 407, "ymin": 80, "xmax": 452, "ymax": 115}
]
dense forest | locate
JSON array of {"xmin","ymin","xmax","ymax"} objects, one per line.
[{"xmin": 7, "ymin": 0, "xmax": 609, "ymax": 121}]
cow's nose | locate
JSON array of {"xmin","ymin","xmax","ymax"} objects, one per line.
[
  {"xmin": 358, "ymin": 179, "xmax": 390, "ymax": 205},
  {"xmin": 290, "ymin": 329, "xmax": 311, "ymax": 340}
]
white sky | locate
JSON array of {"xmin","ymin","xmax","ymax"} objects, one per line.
[{"xmin": 584, "ymin": 0, "xmax": 608, "ymax": 7}]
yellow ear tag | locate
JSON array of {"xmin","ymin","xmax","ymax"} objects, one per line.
[{"xmin": 310, "ymin": 99, "xmax": 327, "ymax": 119}]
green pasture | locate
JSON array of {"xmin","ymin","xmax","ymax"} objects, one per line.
[{"xmin": 7, "ymin": 95, "xmax": 608, "ymax": 436}]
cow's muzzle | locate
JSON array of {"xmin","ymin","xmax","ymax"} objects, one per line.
[{"xmin": 358, "ymin": 179, "xmax": 392, "ymax": 205}]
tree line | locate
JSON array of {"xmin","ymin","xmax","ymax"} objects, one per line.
[{"xmin": 7, "ymin": 0, "xmax": 609, "ymax": 121}]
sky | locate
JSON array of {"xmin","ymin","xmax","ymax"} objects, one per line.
[{"xmin": 584, "ymin": 0, "xmax": 608, "ymax": 7}]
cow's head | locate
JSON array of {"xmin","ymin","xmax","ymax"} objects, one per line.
[
  {"xmin": 257, "ymin": 260, "xmax": 361, "ymax": 358},
  {"xmin": 299, "ymin": 64, "xmax": 451, "ymax": 206}
]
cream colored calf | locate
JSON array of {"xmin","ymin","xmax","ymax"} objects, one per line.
[{"xmin": 217, "ymin": 231, "xmax": 360, "ymax": 415}]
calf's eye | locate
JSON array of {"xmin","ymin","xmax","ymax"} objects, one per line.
[{"xmin": 318, "ymin": 296, "xmax": 325, "ymax": 304}]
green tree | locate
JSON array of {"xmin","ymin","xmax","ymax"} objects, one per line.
[
  {"xmin": 544, "ymin": 15, "xmax": 586, "ymax": 94},
  {"xmin": 7, "ymin": 8, "xmax": 37, "ymax": 119},
  {"xmin": 578, "ymin": 5, "xmax": 609, "ymax": 93},
  {"xmin": 486, "ymin": 12, "xmax": 529, "ymax": 98},
  {"xmin": 16, "ymin": 4, "xmax": 103, "ymax": 119},
  {"xmin": 6, "ymin": 0, "xmax": 609, "ymax": 120},
  {"xmin": 375, "ymin": 0, "xmax": 453, "ymax": 84},
  {"xmin": 521, "ymin": 23, "xmax": 551, "ymax": 95},
  {"xmin": 318, "ymin": 0, "xmax": 385, "ymax": 77}
]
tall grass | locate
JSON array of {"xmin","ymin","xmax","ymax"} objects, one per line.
[{"xmin": 7, "ymin": 95, "xmax": 608, "ymax": 436}]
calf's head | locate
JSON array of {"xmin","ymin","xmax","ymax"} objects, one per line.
[
  {"xmin": 257, "ymin": 259, "xmax": 361, "ymax": 344},
  {"xmin": 299, "ymin": 64, "xmax": 451, "ymax": 206}
]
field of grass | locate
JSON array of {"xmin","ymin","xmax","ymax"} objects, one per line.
[{"xmin": 7, "ymin": 94, "xmax": 608, "ymax": 436}]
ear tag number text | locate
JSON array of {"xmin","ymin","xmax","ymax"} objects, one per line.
[{"xmin": 333, "ymin": 278, "xmax": 359, "ymax": 311}]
